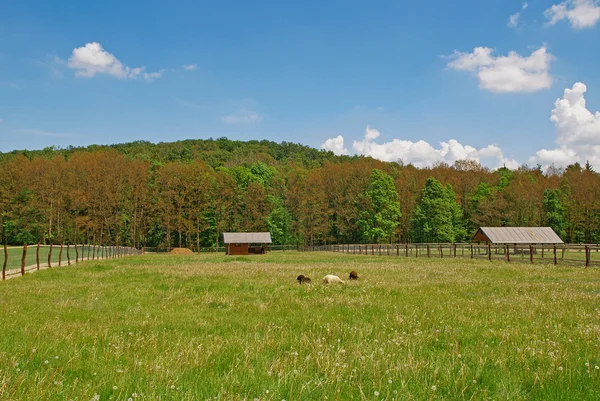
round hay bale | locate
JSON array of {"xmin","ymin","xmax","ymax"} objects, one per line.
[{"xmin": 169, "ymin": 248, "xmax": 195, "ymax": 255}]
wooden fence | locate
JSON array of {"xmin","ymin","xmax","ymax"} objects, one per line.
[
  {"xmin": 299, "ymin": 243, "xmax": 600, "ymax": 268},
  {"xmin": 2, "ymin": 243, "xmax": 141, "ymax": 280}
]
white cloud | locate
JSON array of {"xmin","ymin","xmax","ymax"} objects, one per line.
[
  {"xmin": 447, "ymin": 46, "xmax": 553, "ymax": 93},
  {"xmin": 143, "ymin": 70, "xmax": 165, "ymax": 81},
  {"xmin": 322, "ymin": 127, "xmax": 516, "ymax": 169},
  {"xmin": 183, "ymin": 64, "xmax": 197, "ymax": 71},
  {"xmin": 220, "ymin": 111, "xmax": 262, "ymax": 125},
  {"xmin": 532, "ymin": 82, "xmax": 600, "ymax": 167},
  {"xmin": 321, "ymin": 135, "xmax": 348, "ymax": 155},
  {"xmin": 545, "ymin": 0, "xmax": 600, "ymax": 29},
  {"xmin": 67, "ymin": 42, "xmax": 163, "ymax": 80},
  {"xmin": 508, "ymin": 3, "xmax": 529, "ymax": 28}
]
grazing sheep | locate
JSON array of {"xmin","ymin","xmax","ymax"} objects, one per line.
[
  {"xmin": 322, "ymin": 274, "xmax": 344, "ymax": 284},
  {"xmin": 349, "ymin": 270, "xmax": 359, "ymax": 280},
  {"xmin": 297, "ymin": 274, "xmax": 312, "ymax": 284}
]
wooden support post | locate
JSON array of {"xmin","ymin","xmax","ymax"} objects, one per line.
[
  {"xmin": 530, "ymin": 245, "xmax": 534, "ymax": 264},
  {"xmin": 75, "ymin": 244, "xmax": 79, "ymax": 263},
  {"xmin": 440, "ymin": 244, "xmax": 443, "ymax": 258},
  {"xmin": 87, "ymin": 243, "xmax": 91, "ymax": 260},
  {"xmin": 506, "ymin": 244, "xmax": 510, "ymax": 263},
  {"xmin": 416, "ymin": 244, "xmax": 419, "ymax": 257},
  {"xmin": 92, "ymin": 245, "xmax": 96, "ymax": 260},
  {"xmin": 470, "ymin": 244, "xmax": 474, "ymax": 259},
  {"xmin": 67, "ymin": 244, "xmax": 71, "ymax": 265},
  {"xmin": 488, "ymin": 243, "xmax": 491, "ymax": 261},
  {"xmin": 585, "ymin": 245, "xmax": 590, "ymax": 268},
  {"xmin": 48, "ymin": 244, "xmax": 53, "ymax": 268},
  {"xmin": 405, "ymin": 243, "xmax": 409, "ymax": 257},
  {"xmin": 2, "ymin": 240, "xmax": 7, "ymax": 281},
  {"xmin": 553, "ymin": 245, "xmax": 557, "ymax": 265},
  {"xmin": 454, "ymin": 244, "xmax": 457, "ymax": 258},
  {"xmin": 427, "ymin": 244, "xmax": 430, "ymax": 258},
  {"xmin": 397, "ymin": 244, "xmax": 400, "ymax": 256},
  {"xmin": 379, "ymin": 245, "xmax": 381, "ymax": 256},
  {"xmin": 21, "ymin": 243, "xmax": 27, "ymax": 276},
  {"xmin": 36, "ymin": 242, "xmax": 40, "ymax": 270},
  {"xmin": 371, "ymin": 244, "xmax": 374, "ymax": 256},
  {"xmin": 58, "ymin": 243, "xmax": 63, "ymax": 267}
]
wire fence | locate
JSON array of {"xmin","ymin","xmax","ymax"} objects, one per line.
[
  {"xmin": 298, "ymin": 243, "xmax": 600, "ymax": 268},
  {"xmin": 2, "ymin": 243, "xmax": 142, "ymax": 280}
]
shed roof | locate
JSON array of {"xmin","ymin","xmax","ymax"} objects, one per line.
[
  {"xmin": 472, "ymin": 227, "xmax": 564, "ymax": 244},
  {"xmin": 223, "ymin": 232, "xmax": 272, "ymax": 244}
]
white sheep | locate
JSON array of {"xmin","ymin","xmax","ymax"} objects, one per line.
[{"xmin": 322, "ymin": 274, "xmax": 344, "ymax": 284}]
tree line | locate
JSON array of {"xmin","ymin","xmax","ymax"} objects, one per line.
[{"xmin": 1, "ymin": 138, "xmax": 599, "ymax": 248}]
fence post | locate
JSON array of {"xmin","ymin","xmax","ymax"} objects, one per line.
[
  {"xmin": 488, "ymin": 243, "xmax": 491, "ymax": 261},
  {"xmin": 427, "ymin": 244, "xmax": 431, "ymax": 258},
  {"xmin": 379, "ymin": 245, "xmax": 381, "ymax": 256},
  {"xmin": 553, "ymin": 245, "xmax": 557, "ymax": 265},
  {"xmin": 58, "ymin": 243, "xmax": 63, "ymax": 267},
  {"xmin": 48, "ymin": 244, "xmax": 53, "ymax": 268},
  {"xmin": 416, "ymin": 244, "xmax": 419, "ymax": 257},
  {"xmin": 506, "ymin": 244, "xmax": 510, "ymax": 263},
  {"xmin": 67, "ymin": 244, "xmax": 71, "ymax": 266},
  {"xmin": 2, "ymin": 240, "xmax": 7, "ymax": 281},
  {"xmin": 454, "ymin": 244, "xmax": 457, "ymax": 258},
  {"xmin": 75, "ymin": 244, "xmax": 79, "ymax": 263},
  {"xmin": 36, "ymin": 242, "xmax": 41, "ymax": 270},
  {"xmin": 397, "ymin": 244, "xmax": 400, "ymax": 256},
  {"xmin": 530, "ymin": 245, "xmax": 534, "ymax": 264},
  {"xmin": 21, "ymin": 243, "xmax": 27, "ymax": 276},
  {"xmin": 585, "ymin": 245, "xmax": 590, "ymax": 268},
  {"xmin": 439, "ymin": 244, "xmax": 443, "ymax": 258},
  {"xmin": 470, "ymin": 244, "xmax": 473, "ymax": 259},
  {"xmin": 87, "ymin": 243, "xmax": 91, "ymax": 260},
  {"xmin": 405, "ymin": 243, "xmax": 409, "ymax": 257}
]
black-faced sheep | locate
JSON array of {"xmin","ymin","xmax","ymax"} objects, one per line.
[
  {"xmin": 349, "ymin": 270, "xmax": 359, "ymax": 280},
  {"xmin": 297, "ymin": 274, "xmax": 312, "ymax": 284},
  {"xmin": 322, "ymin": 274, "xmax": 344, "ymax": 284}
]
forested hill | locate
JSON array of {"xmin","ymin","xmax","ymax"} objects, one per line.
[
  {"xmin": 0, "ymin": 137, "xmax": 357, "ymax": 169},
  {"xmin": 1, "ymin": 137, "xmax": 599, "ymax": 249}
]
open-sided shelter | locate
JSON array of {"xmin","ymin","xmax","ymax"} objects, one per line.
[
  {"xmin": 472, "ymin": 227, "xmax": 564, "ymax": 245},
  {"xmin": 223, "ymin": 232, "xmax": 272, "ymax": 255}
]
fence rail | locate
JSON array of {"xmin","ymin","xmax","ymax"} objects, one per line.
[
  {"xmin": 299, "ymin": 243, "xmax": 600, "ymax": 268},
  {"xmin": 2, "ymin": 243, "xmax": 141, "ymax": 281}
]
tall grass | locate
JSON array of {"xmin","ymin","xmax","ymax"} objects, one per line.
[{"xmin": 1, "ymin": 252, "xmax": 599, "ymax": 400}]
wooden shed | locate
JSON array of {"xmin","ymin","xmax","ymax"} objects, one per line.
[
  {"xmin": 472, "ymin": 227, "xmax": 564, "ymax": 245},
  {"xmin": 223, "ymin": 232, "xmax": 272, "ymax": 255}
]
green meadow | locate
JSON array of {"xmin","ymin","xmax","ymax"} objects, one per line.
[{"xmin": 1, "ymin": 252, "xmax": 600, "ymax": 400}]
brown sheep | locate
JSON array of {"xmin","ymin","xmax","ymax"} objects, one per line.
[
  {"xmin": 349, "ymin": 271, "xmax": 359, "ymax": 280},
  {"xmin": 297, "ymin": 274, "xmax": 312, "ymax": 284}
]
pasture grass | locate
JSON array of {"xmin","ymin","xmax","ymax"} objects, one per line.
[{"xmin": 1, "ymin": 252, "xmax": 600, "ymax": 400}]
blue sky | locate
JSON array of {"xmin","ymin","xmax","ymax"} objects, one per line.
[{"xmin": 1, "ymin": 0, "xmax": 599, "ymax": 168}]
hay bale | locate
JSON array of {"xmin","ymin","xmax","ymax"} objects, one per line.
[{"xmin": 169, "ymin": 248, "xmax": 195, "ymax": 255}]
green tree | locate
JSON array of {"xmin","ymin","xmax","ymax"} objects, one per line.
[
  {"xmin": 411, "ymin": 177, "xmax": 465, "ymax": 243},
  {"xmin": 543, "ymin": 189, "xmax": 567, "ymax": 240},
  {"xmin": 357, "ymin": 169, "xmax": 401, "ymax": 243}
]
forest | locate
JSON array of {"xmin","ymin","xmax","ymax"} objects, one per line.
[{"xmin": 1, "ymin": 137, "xmax": 599, "ymax": 249}]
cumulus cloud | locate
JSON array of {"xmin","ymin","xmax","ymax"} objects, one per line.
[
  {"xmin": 508, "ymin": 3, "xmax": 529, "ymax": 28},
  {"xmin": 322, "ymin": 127, "xmax": 517, "ymax": 169},
  {"xmin": 67, "ymin": 42, "xmax": 163, "ymax": 80},
  {"xmin": 321, "ymin": 135, "xmax": 348, "ymax": 155},
  {"xmin": 447, "ymin": 46, "xmax": 553, "ymax": 93},
  {"xmin": 532, "ymin": 82, "xmax": 600, "ymax": 167},
  {"xmin": 220, "ymin": 111, "xmax": 262, "ymax": 125},
  {"xmin": 183, "ymin": 64, "xmax": 197, "ymax": 71},
  {"xmin": 545, "ymin": 0, "xmax": 600, "ymax": 29}
]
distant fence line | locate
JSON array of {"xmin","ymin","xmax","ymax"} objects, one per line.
[
  {"xmin": 2, "ymin": 243, "xmax": 141, "ymax": 281},
  {"xmin": 299, "ymin": 243, "xmax": 600, "ymax": 268}
]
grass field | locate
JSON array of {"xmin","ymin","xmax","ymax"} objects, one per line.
[{"xmin": 1, "ymin": 252, "xmax": 600, "ymax": 400}]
